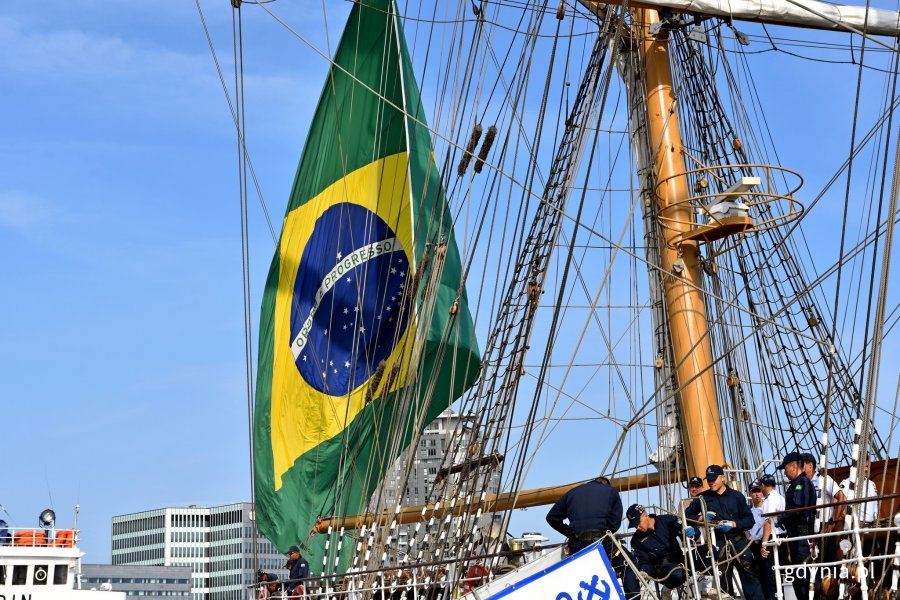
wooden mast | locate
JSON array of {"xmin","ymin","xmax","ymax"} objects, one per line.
[{"xmin": 635, "ymin": 8, "xmax": 726, "ymax": 479}]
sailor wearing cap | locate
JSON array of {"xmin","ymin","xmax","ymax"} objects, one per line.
[
  {"xmin": 758, "ymin": 474, "xmax": 785, "ymax": 600},
  {"xmin": 801, "ymin": 452, "xmax": 846, "ymax": 565},
  {"xmin": 778, "ymin": 452, "xmax": 816, "ymax": 599},
  {"xmin": 625, "ymin": 504, "xmax": 688, "ymax": 591},
  {"xmin": 285, "ymin": 545, "xmax": 309, "ymax": 595},
  {"xmin": 748, "ymin": 481, "xmax": 765, "ymax": 541},
  {"xmin": 747, "ymin": 481, "xmax": 769, "ymax": 599},
  {"xmin": 682, "ymin": 476, "xmax": 712, "ymax": 593},
  {"xmin": 685, "ymin": 464, "xmax": 764, "ymax": 600},
  {"xmin": 688, "ymin": 476, "xmax": 704, "ymax": 498}
]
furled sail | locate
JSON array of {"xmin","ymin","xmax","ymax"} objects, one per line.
[
  {"xmin": 253, "ymin": 0, "xmax": 481, "ymax": 571},
  {"xmin": 579, "ymin": 0, "xmax": 900, "ymax": 36}
]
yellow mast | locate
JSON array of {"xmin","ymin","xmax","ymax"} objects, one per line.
[{"xmin": 635, "ymin": 8, "xmax": 726, "ymax": 478}]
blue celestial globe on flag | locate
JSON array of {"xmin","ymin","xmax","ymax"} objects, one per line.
[{"xmin": 289, "ymin": 202, "xmax": 411, "ymax": 396}]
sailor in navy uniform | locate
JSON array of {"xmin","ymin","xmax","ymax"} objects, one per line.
[
  {"xmin": 685, "ymin": 464, "xmax": 764, "ymax": 600},
  {"xmin": 546, "ymin": 476, "xmax": 623, "ymax": 553},
  {"xmin": 625, "ymin": 504, "xmax": 688, "ymax": 590},
  {"xmin": 778, "ymin": 452, "xmax": 816, "ymax": 600},
  {"xmin": 547, "ymin": 477, "xmax": 638, "ymax": 598},
  {"xmin": 285, "ymin": 545, "xmax": 310, "ymax": 596}
]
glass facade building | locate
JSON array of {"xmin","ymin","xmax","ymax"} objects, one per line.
[{"xmin": 111, "ymin": 503, "xmax": 287, "ymax": 600}]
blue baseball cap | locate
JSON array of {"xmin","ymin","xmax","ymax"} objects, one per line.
[{"xmin": 705, "ymin": 464, "xmax": 725, "ymax": 480}]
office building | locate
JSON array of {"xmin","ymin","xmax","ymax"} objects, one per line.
[
  {"xmin": 112, "ymin": 503, "xmax": 286, "ymax": 600},
  {"xmin": 80, "ymin": 564, "xmax": 192, "ymax": 600}
]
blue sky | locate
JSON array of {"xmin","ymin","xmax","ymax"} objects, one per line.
[
  {"xmin": 0, "ymin": 0, "xmax": 336, "ymax": 561},
  {"xmin": 2, "ymin": 0, "xmax": 899, "ymax": 564}
]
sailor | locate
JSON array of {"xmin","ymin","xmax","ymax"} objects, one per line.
[
  {"xmin": 625, "ymin": 504, "xmax": 688, "ymax": 590},
  {"xmin": 685, "ymin": 464, "xmax": 764, "ymax": 600},
  {"xmin": 800, "ymin": 452, "xmax": 847, "ymax": 526},
  {"xmin": 778, "ymin": 452, "xmax": 816, "ymax": 600},
  {"xmin": 285, "ymin": 545, "xmax": 310, "ymax": 597},
  {"xmin": 683, "ymin": 476, "xmax": 712, "ymax": 594},
  {"xmin": 688, "ymin": 476, "xmax": 704, "ymax": 498},
  {"xmin": 747, "ymin": 481, "xmax": 768, "ymax": 596},
  {"xmin": 546, "ymin": 476, "xmax": 623, "ymax": 554},
  {"xmin": 758, "ymin": 474, "xmax": 785, "ymax": 600},
  {"xmin": 800, "ymin": 452, "xmax": 846, "ymax": 564},
  {"xmin": 264, "ymin": 577, "xmax": 279, "ymax": 600},
  {"xmin": 546, "ymin": 477, "xmax": 638, "ymax": 599},
  {"xmin": 840, "ymin": 456, "xmax": 878, "ymax": 525},
  {"xmin": 748, "ymin": 480, "xmax": 765, "ymax": 541}
]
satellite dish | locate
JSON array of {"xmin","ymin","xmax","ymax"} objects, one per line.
[
  {"xmin": 39, "ymin": 509, "xmax": 56, "ymax": 529},
  {"xmin": 100, "ymin": 583, "xmax": 113, "ymax": 592}
]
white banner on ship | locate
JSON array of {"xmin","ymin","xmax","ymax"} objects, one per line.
[{"xmin": 484, "ymin": 542, "xmax": 625, "ymax": 600}]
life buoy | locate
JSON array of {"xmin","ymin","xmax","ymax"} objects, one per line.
[
  {"xmin": 463, "ymin": 564, "xmax": 490, "ymax": 593},
  {"xmin": 14, "ymin": 530, "xmax": 48, "ymax": 547},
  {"xmin": 53, "ymin": 529, "xmax": 75, "ymax": 548}
]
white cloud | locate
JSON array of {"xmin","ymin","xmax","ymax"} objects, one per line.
[
  {"xmin": 0, "ymin": 191, "xmax": 52, "ymax": 228},
  {"xmin": 0, "ymin": 16, "xmax": 201, "ymax": 80}
]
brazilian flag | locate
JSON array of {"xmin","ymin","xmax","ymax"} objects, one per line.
[{"xmin": 253, "ymin": 0, "xmax": 481, "ymax": 572}]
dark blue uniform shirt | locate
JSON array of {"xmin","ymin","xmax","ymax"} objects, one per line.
[
  {"xmin": 287, "ymin": 557, "xmax": 310, "ymax": 589},
  {"xmin": 546, "ymin": 479, "xmax": 623, "ymax": 539},
  {"xmin": 686, "ymin": 486, "xmax": 755, "ymax": 533},
  {"xmin": 782, "ymin": 473, "xmax": 816, "ymax": 530},
  {"xmin": 631, "ymin": 514, "xmax": 684, "ymax": 572}
]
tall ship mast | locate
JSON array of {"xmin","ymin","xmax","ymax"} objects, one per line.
[{"xmin": 209, "ymin": 0, "xmax": 900, "ymax": 596}]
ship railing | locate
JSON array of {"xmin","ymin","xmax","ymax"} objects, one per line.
[
  {"xmin": 762, "ymin": 491, "xmax": 900, "ymax": 600},
  {"xmin": 0, "ymin": 525, "xmax": 78, "ymax": 548},
  {"xmin": 251, "ymin": 543, "xmax": 545, "ymax": 600}
]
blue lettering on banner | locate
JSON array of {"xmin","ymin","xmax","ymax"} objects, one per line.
[{"xmin": 555, "ymin": 574, "xmax": 611, "ymax": 600}]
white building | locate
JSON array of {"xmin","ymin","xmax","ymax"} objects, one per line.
[
  {"xmin": 111, "ymin": 503, "xmax": 286, "ymax": 600},
  {"xmin": 376, "ymin": 410, "xmax": 502, "ymax": 556}
]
